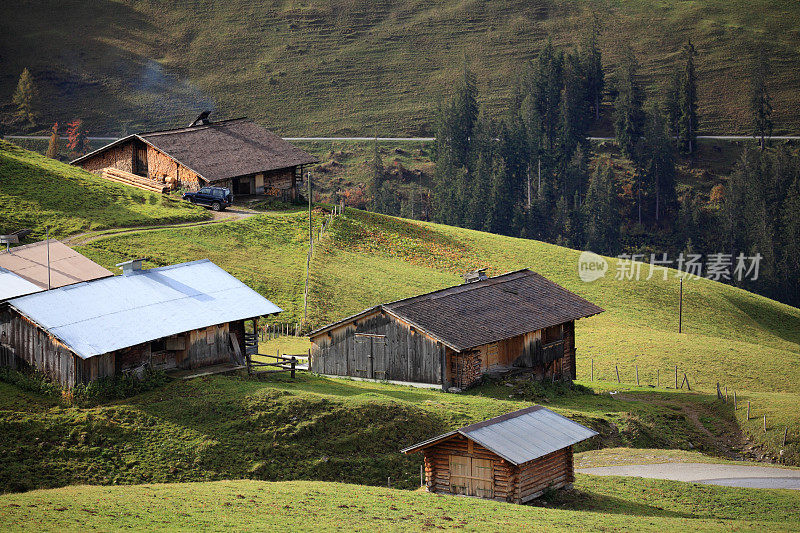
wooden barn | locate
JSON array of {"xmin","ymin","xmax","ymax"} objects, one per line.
[
  {"xmin": 0, "ymin": 259, "xmax": 281, "ymax": 387},
  {"xmin": 402, "ymin": 406, "xmax": 598, "ymax": 503},
  {"xmin": 0, "ymin": 240, "xmax": 112, "ymax": 301},
  {"xmin": 309, "ymin": 269, "xmax": 603, "ymax": 390},
  {"xmin": 71, "ymin": 113, "xmax": 318, "ymax": 198}
]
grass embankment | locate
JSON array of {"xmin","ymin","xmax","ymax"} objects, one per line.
[
  {"xmin": 0, "ymin": 141, "xmax": 209, "ymax": 238},
  {"xmin": 4, "ymin": 1, "xmax": 800, "ymax": 135},
  {"xmin": 0, "ymin": 369, "xmax": 754, "ymax": 494},
  {"xmin": 1, "ymin": 477, "xmax": 798, "ymax": 532}
]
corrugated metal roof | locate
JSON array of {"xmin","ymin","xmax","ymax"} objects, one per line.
[
  {"xmin": 7, "ymin": 259, "xmax": 281, "ymax": 359},
  {"xmin": 402, "ymin": 406, "xmax": 598, "ymax": 465},
  {"xmin": 0, "ymin": 268, "xmax": 42, "ymax": 301},
  {"xmin": 0, "ymin": 240, "xmax": 112, "ymax": 290},
  {"xmin": 311, "ymin": 269, "xmax": 604, "ymax": 351}
]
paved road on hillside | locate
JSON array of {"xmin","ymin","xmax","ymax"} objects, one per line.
[
  {"xmin": 577, "ymin": 462, "xmax": 800, "ymax": 490},
  {"xmin": 7, "ymin": 135, "xmax": 800, "ymax": 143}
]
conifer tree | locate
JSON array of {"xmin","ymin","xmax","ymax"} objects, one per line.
[
  {"xmin": 663, "ymin": 71, "xmax": 681, "ymax": 142},
  {"xmin": 369, "ymin": 139, "xmax": 386, "ymax": 212},
  {"xmin": 46, "ymin": 123, "xmax": 59, "ymax": 159},
  {"xmin": 583, "ymin": 13, "xmax": 605, "ymax": 122},
  {"xmin": 583, "ymin": 158, "xmax": 620, "ymax": 253},
  {"xmin": 677, "ymin": 40, "xmax": 699, "ymax": 155},
  {"xmin": 751, "ymin": 47, "xmax": 773, "ymax": 151},
  {"xmin": 779, "ymin": 177, "xmax": 800, "ymax": 303},
  {"xmin": 484, "ymin": 159, "xmax": 514, "ymax": 235},
  {"xmin": 613, "ymin": 47, "xmax": 644, "ymax": 158},
  {"xmin": 640, "ymin": 104, "xmax": 677, "ymax": 222},
  {"xmin": 12, "ymin": 68, "xmax": 38, "ymax": 125}
]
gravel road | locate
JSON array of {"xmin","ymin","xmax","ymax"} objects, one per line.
[{"xmin": 577, "ymin": 462, "xmax": 800, "ymax": 489}]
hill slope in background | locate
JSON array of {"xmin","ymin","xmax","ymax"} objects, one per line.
[
  {"xmin": 0, "ymin": 141, "xmax": 209, "ymax": 238},
  {"xmin": 2, "ymin": 0, "xmax": 800, "ymax": 135}
]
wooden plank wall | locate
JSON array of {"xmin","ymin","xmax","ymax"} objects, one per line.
[
  {"xmin": 1, "ymin": 308, "xmax": 80, "ymax": 387},
  {"xmin": 146, "ymin": 145, "xmax": 202, "ymax": 190},
  {"xmin": 311, "ymin": 311, "xmax": 444, "ymax": 385},
  {"xmin": 77, "ymin": 141, "xmax": 135, "ymax": 174},
  {"xmin": 516, "ymin": 446, "xmax": 573, "ymax": 503},
  {"xmin": 421, "ymin": 435, "xmax": 516, "ymax": 502},
  {"xmin": 563, "ymin": 321, "xmax": 576, "ymax": 379}
]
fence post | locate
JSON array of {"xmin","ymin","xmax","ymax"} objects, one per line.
[
  {"xmin": 635, "ymin": 365, "xmax": 639, "ymax": 386},
  {"xmin": 657, "ymin": 368, "xmax": 659, "ymax": 388},
  {"xmin": 675, "ymin": 365, "xmax": 678, "ymax": 389},
  {"xmin": 246, "ymin": 351, "xmax": 253, "ymax": 376},
  {"xmin": 591, "ymin": 358, "xmax": 593, "ymax": 381},
  {"xmin": 291, "ymin": 356, "xmax": 297, "ymax": 380},
  {"xmin": 784, "ymin": 427, "xmax": 789, "ymax": 447},
  {"xmin": 747, "ymin": 401, "xmax": 751, "ymax": 420},
  {"xmin": 420, "ymin": 464, "xmax": 424, "ymax": 487},
  {"xmin": 764, "ymin": 414, "xmax": 767, "ymax": 433},
  {"xmin": 733, "ymin": 390, "xmax": 737, "ymax": 410},
  {"xmin": 615, "ymin": 364, "xmax": 620, "ymax": 384}
]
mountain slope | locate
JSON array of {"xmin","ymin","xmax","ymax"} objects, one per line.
[{"xmin": 2, "ymin": 0, "xmax": 800, "ymax": 135}]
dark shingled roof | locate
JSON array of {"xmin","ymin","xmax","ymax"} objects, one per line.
[
  {"xmin": 310, "ymin": 269, "xmax": 604, "ymax": 351},
  {"xmin": 72, "ymin": 118, "xmax": 318, "ymax": 182}
]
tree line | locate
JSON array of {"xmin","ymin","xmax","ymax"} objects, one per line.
[{"xmin": 385, "ymin": 27, "xmax": 798, "ymax": 306}]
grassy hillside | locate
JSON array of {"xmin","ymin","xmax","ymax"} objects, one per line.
[
  {"xmin": 0, "ymin": 366, "xmax": 782, "ymax": 494},
  {"xmin": 0, "ymin": 141, "xmax": 209, "ymax": 238},
  {"xmin": 78, "ymin": 208, "xmax": 800, "ymax": 395},
  {"xmin": 2, "ymin": 1, "xmax": 800, "ymax": 135},
  {"xmin": 2, "ymin": 477, "xmax": 799, "ymax": 532}
]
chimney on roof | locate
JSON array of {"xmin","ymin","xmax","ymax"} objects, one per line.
[
  {"xmin": 189, "ymin": 110, "xmax": 212, "ymax": 127},
  {"xmin": 116, "ymin": 258, "xmax": 145, "ymax": 276},
  {"xmin": 464, "ymin": 268, "xmax": 488, "ymax": 284}
]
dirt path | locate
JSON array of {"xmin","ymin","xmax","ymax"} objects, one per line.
[
  {"xmin": 64, "ymin": 206, "xmax": 257, "ymax": 246},
  {"xmin": 577, "ymin": 462, "xmax": 800, "ymax": 489}
]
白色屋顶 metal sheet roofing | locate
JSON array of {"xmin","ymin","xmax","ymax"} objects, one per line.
[
  {"xmin": 7, "ymin": 259, "xmax": 281, "ymax": 359},
  {"xmin": 0, "ymin": 268, "xmax": 42, "ymax": 301}
]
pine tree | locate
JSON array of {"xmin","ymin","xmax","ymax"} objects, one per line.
[
  {"xmin": 641, "ymin": 103, "xmax": 677, "ymax": 222},
  {"xmin": 751, "ymin": 47, "xmax": 773, "ymax": 151},
  {"xmin": 46, "ymin": 123, "xmax": 59, "ymax": 159},
  {"xmin": 663, "ymin": 71, "xmax": 681, "ymax": 142},
  {"xmin": 613, "ymin": 47, "xmax": 645, "ymax": 158},
  {"xmin": 677, "ymin": 39, "xmax": 699, "ymax": 156},
  {"xmin": 779, "ymin": 177, "xmax": 800, "ymax": 304},
  {"xmin": 558, "ymin": 51, "xmax": 589, "ymax": 164},
  {"xmin": 12, "ymin": 68, "xmax": 38, "ymax": 125},
  {"xmin": 583, "ymin": 13, "xmax": 605, "ymax": 122},
  {"xmin": 484, "ymin": 159, "xmax": 514, "ymax": 235},
  {"xmin": 583, "ymin": 158, "xmax": 620, "ymax": 253}
]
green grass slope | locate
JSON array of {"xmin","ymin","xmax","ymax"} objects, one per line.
[
  {"xmin": 0, "ymin": 141, "xmax": 209, "ymax": 238},
  {"xmin": 3, "ymin": 1, "xmax": 800, "ymax": 135},
  {"xmin": 2, "ymin": 477, "xmax": 798, "ymax": 532}
]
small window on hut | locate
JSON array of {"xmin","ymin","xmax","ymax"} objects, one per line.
[
  {"xmin": 151, "ymin": 339, "xmax": 166, "ymax": 352},
  {"xmin": 206, "ymin": 326, "xmax": 217, "ymax": 345},
  {"xmin": 542, "ymin": 324, "xmax": 563, "ymax": 344}
]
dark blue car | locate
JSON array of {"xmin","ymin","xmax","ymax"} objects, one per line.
[{"xmin": 182, "ymin": 186, "xmax": 233, "ymax": 211}]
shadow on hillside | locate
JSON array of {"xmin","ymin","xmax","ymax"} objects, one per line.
[
  {"xmin": 535, "ymin": 487, "xmax": 693, "ymax": 519},
  {"xmin": 722, "ymin": 291, "xmax": 800, "ymax": 347}
]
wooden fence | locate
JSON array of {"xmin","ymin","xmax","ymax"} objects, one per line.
[{"xmin": 245, "ymin": 350, "xmax": 310, "ymax": 379}]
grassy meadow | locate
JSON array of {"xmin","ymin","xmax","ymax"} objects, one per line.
[
  {"xmin": 1, "ymin": 476, "xmax": 799, "ymax": 532},
  {"xmin": 0, "ymin": 141, "xmax": 209, "ymax": 238},
  {"xmin": 3, "ymin": 1, "xmax": 800, "ymax": 136}
]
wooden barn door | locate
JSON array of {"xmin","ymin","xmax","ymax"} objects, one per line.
[{"xmin": 449, "ymin": 455, "xmax": 494, "ymax": 499}]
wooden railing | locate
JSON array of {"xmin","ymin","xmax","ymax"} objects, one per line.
[{"xmin": 245, "ymin": 352, "xmax": 302, "ymax": 379}]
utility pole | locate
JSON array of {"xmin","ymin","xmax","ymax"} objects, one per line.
[
  {"xmin": 46, "ymin": 227, "xmax": 51, "ymax": 290},
  {"xmin": 308, "ymin": 171, "xmax": 313, "ymax": 249},
  {"xmin": 678, "ymin": 278, "xmax": 683, "ymax": 333}
]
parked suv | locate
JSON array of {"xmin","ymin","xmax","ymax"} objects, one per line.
[{"xmin": 182, "ymin": 187, "xmax": 233, "ymax": 211}]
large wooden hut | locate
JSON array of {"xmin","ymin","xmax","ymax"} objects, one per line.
[
  {"xmin": 0, "ymin": 259, "xmax": 281, "ymax": 387},
  {"xmin": 309, "ymin": 269, "xmax": 603, "ymax": 390},
  {"xmin": 402, "ymin": 406, "xmax": 598, "ymax": 503},
  {"xmin": 71, "ymin": 114, "xmax": 318, "ymax": 198}
]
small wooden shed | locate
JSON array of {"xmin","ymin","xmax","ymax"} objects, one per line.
[
  {"xmin": 402, "ymin": 406, "xmax": 597, "ymax": 503},
  {"xmin": 309, "ymin": 269, "xmax": 603, "ymax": 389}
]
